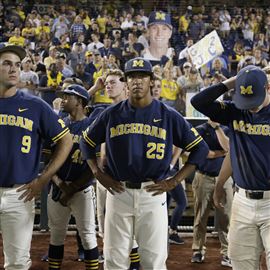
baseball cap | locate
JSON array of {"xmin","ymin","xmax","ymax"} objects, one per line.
[
  {"xmin": 148, "ymin": 11, "xmax": 172, "ymax": 29},
  {"xmin": 57, "ymin": 84, "xmax": 90, "ymax": 101},
  {"xmin": 124, "ymin": 57, "xmax": 153, "ymax": 77},
  {"xmin": 0, "ymin": 44, "xmax": 26, "ymax": 60},
  {"xmin": 85, "ymin": 51, "xmax": 93, "ymax": 57},
  {"xmin": 56, "ymin": 53, "xmax": 66, "ymax": 59},
  {"xmin": 183, "ymin": 62, "xmax": 192, "ymax": 68},
  {"xmin": 233, "ymin": 65, "xmax": 267, "ymax": 110}
]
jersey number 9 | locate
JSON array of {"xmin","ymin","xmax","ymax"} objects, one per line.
[
  {"xmin": 21, "ymin": 135, "xmax": 32, "ymax": 153},
  {"xmin": 146, "ymin": 142, "xmax": 165, "ymax": 160}
]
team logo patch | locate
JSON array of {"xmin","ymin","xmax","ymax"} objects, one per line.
[
  {"xmin": 18, "ymin": 108, "xmax": 28, "ymax": 112},
  {"xmin": 155, "ymin": 12, "xmax": 166, "ymax": 20},
  {"xmin": 240, "ymin": 85, "xmax": 253, "ymax": 95},
  {"xmin": 132, "ymin": 59, "xmax": 144, "ymax": 67}
]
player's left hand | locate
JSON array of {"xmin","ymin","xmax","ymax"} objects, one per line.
[
  {"xmin": 17, "ymin": 178, "xmax": 45, "ymax": 202},
  {"xmin": 145, "ymin": 178, "xmax": 177, "ymax": 196},
  {"xmin": 213, "ymin": 183, "xmax": 226, "ymax": 210}
]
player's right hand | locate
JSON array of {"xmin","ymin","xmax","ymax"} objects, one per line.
[
  {"xmin": 213, "ymin": 183, "xmax": 226, "ymax": 210},
  {"xmin": 97, "ymin": 171, "xmax": 125, "ymax": 195},
  {"xmin": 17, "ymin": 178, "xmax": 45, "ymax": 202}
]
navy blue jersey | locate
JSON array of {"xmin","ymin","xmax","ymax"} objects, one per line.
[
  {"xmin": 191, "ymin": 83, "xmax": 270, "ymax": 190},
  {"xmin": 56, "ymin": 117, "xmax": 94, "ymax": 182},
  {"xmin": 196, "ymin": 123, "xmax": 229, "ymax": 176},
  {"xmin": 0, "ymin": 91, "xmax": 69, "ymax": 187},
  {"xmin": 81, "ymin": 99, "xmax": 208, "ymax": 182}
]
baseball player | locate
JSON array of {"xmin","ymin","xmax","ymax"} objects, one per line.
[
  {"xmin": 191, "ymin": 119, "xmax": 233, "ymax": 267},
  {"xmin": 191, "ymin": 65, "xmax": 270, "ymax": 270},
  {"xmin": 80, "ymin": 57, "xmax": 208, "ymax": 269},
  {"xmin": 44, "ymin": 84, "xmax": 99, "ymax": 270},
  {"xmin": 92, "ymin": 69, "xmax": 140, "ymax": 269},
  {"xmin": 0, "ymin": 44, "xmax": 72, "ymax": 270}
]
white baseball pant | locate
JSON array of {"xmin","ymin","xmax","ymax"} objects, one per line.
[{"xmin": 0, "ymin": 186, "xmax": 35, "ymax": 270}]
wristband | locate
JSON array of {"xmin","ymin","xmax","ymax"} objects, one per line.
[{"xmin": 214, "ymin": 125, "xmax": 220, "ymax": 130}]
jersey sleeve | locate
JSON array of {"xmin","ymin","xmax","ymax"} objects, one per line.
[
  {"xmin": 80, "ymin": 111, "xmax": 107, "ymax": 160},
  {"xmin": 191, "ymin": 83, "xmax": 238, "ymax": 125},
  {"xmin": 38, "ymin": 101, "xmax": 70, "ymax": 143},
  {"xmin": 172, "ymin": 112, "xmax": 209, "ymax": 166}
]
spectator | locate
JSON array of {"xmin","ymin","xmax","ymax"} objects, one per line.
[
  {"xmin": 99, "ymin": 37, "xmax": 112, "ymax": 57},
  {"xmin": 137, "ymin": 29, "xmax": 149, "ymax": 49},
  {"xmin": 122, "ymin": 32, "xmax": 144, "ymax": 61},
  {"xmin": 8, "ymin": 27, "xmax": 26, "ymax": 47},
  {"xmin": 210, "ymin": 57, "xmax": 230, "ymax": 79},
  {"xmin": 70, "ymin": 15, "xmax": 86, "ymax": 43},
  {"xmin": 253, "ymin": 46, "xmax": 268, "ymax": 68},
  {"xmin": 87, "ymin": 33, "xmax": 104, "ymax": 52},
  {"xmin": 44, "ymin": 45, "xmax": 58, "ymax": 70},
  {"xmin": 120, "ymin": 13, "xmax": 134, "ymax": 31},
  {"xmin": 38, "ymin": 63, "xmax": 64, "ymax": 106},
  {"xmin": 178, "ymin": 37, "xmax": 193, "ymax": 66},
  {"xmin": 72, "ymin": 62, "xmax": 93, "ymax": 89},
  {"xmin": 18, "ymin": 57, "xmax": 39, "ymax": 96},
  {"xmin": 68, "ymin": 42, "xmax": 85, "ymax": 72},
  {"xmin": 72, "ymin": 33, "xmax": 87, "ymax": 52},
  {"xmin": 219, "ymin": 9, "xmax": 231, "ymax": 39},
  {"xmin": 253, "ymin": 32, "xmax": 270, "ymax": 60},
  {"xmin": 160, "ymin": 60, "xmax": 181, "ymax": 109},
  {"xmin": 56, "ymin": 53, "xmax": 74, "ymax": 78},
  {"xmin": 51, "ymin": 15, "xmax": 69, "ymax": 40},
  {"xmin": 32, "ymin": 51, "xmax": 46, "ymax": 78},
  {"xmin": 22, "ymin": 20, "xmax": 36, "ymax": 43},
  {"xmin": 187, "ymin": 14, "xmax": 205, "ymax": 42}
]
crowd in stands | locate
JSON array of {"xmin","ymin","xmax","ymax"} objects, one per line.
[{"xmin": 1, "ymin": 1, "xmax": 270, "ymax": 114}]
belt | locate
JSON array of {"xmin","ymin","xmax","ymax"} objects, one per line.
[
  {"xmin": 197, "ymin": 170, "xmax": 218, "ymax": 178},
  {"xmin": 124, "ymin": 180, "xmax": 153, "ymax": 189},
  {"xmin": 235, "ymin": 185, "xmax": 270, "ymax": 200},
  {"xmin": 0, "ymin": 184, "xmax": 15, "ymax": 188}
]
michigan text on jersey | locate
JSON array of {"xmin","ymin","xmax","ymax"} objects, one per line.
[
  {"xmin": 233, "ymin": 120, "xmax": 270, "ymax": 136},
  {"xmin": 110, "ymin": 123, "xmax": 167, "ymax": 140},
  {"xmin": 0, "ymin": 114, "xmax": 33, "ymax": 131}
]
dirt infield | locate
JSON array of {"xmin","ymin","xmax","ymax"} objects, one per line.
[{"xmin": 0, "ymin": 233, "xmax": 267, "ymax": 270}]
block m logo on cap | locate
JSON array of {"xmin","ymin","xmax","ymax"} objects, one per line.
[
  {"xmin": 155, "ymin": 12, "xmax": 166, "ymax": 20},
  {"xmin": 240, "ymin": 85, "xmax": 253, "ymax": 95},
  {"xmin": 132, "ymin": 59, "xmax": 144, "ymax": 67}
]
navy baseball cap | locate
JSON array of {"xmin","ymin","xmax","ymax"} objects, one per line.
[
  {"xmin": 0, "ymin": 44, "xmax": 26, "ymax": 60},
  {"xmin": 57, "ymin": 84, "xmax": 90, "ymax": 101},
  {"xmin": 233, "ymin": 65, "xmax": 267, "ymax": 110},
  {"xmin": 148, "ymin": 11, "xmax": 172, "ymax": 29},
  {"xmin": 124, "ymin": 57, "xmax": 153, "ymax": 77}
]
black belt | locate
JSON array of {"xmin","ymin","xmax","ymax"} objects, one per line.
[
  {"xmin": 235, "ymin": 185, "xmax": 265, "ymax": 200},
  {"xmin": 0, "ymin": 184, "xmax": 15, "ymax": 188},
  {"xmin": 197, "ymin": 170, "xmax": 218, "ymax": 178},
  {"xmin": 125, "ymin": 182, "xmax": 142, "ymax": 189},
  {"xmin": 124, "ymin": 180, "xmax": 153, "ymax": 189}
]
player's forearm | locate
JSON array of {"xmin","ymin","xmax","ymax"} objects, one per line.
[
  {"xmin": 215, "ymin": 153, "xmax": 232, "ymax": 188},
  {"xmin": 190, "ymin": 83, "xmax": 228, "ymax": 115},
  {"xmin": 215, "ymin": 127, "xmax": 230, "ymax": 152},
  {"xmin": 87, "ymin": 158, "xmax": 101, "ymax": 178},
  {"xmin": 170, "ymin": 146, "xmax": 182, "ymax": 167},
  {"xmin": 39, "ymin": 133, "xmax": 73, "ymax": 185},
  {"xmin": 172, "ymin": 163, "xmax": 196, "ymax": 186}
]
